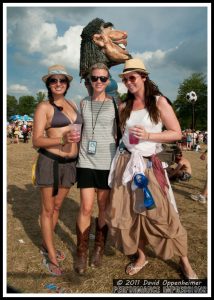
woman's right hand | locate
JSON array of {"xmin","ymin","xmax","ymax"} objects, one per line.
[{"xmin": 63, "ymin": 130, "xmax": 81, "ymax": 144}]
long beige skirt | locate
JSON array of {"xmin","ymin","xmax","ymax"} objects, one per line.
[{"xmin": 105, "ymin": 152, "xmax": 188, "ymax": 260}]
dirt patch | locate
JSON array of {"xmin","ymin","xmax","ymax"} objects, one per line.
[{"xmin": 6, "ymin": 140, "xmax": 208, "ymax": 293}]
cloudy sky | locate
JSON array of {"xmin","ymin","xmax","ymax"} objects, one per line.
[{"xmin": 4, "ymin": 3, "xmax": 210, "ymax": 106}]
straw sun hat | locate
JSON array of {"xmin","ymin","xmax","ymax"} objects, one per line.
[
  {"xmin": 42, "ymin": 64, "xmax": 73, "ymax": 82},
  {"xmin": 119, "ymin": 58, "xmax": 149, "ymax": 77}
]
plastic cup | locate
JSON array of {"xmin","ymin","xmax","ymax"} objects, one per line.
[
  {"xmin": 129, "ymin": 131, "xmax": 139, "ymax": 144},
  {"xmin": 69, "ymin": 123, "xmax": 82, "ymax": 135},
  {"xmin": 69, "ymin": 124, "xmax": 82, "ymax": 142}
]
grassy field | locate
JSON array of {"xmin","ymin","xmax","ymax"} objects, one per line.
[{"xmin": 6, "ymin": 139, "xmax": 208, "ymax": 294}]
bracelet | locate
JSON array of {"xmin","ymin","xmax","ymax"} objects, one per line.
[{"xmin": 60, "ymin": 136, "xmax": 65, "ymax": 146}]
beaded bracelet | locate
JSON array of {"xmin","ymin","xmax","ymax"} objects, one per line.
[{"xmin": 60, "ymin": 136, "xmax": 65, "ymax": 146}]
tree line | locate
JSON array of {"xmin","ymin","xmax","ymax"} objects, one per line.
[
  {"xmin": 173, "ymin": 73, "xmax": 207, "ymax": 131},
  {"xmin": 7, "ymin": 92, "xmax": 46, "ymax": 121},
  {"xmin": 7, "ymin": 73, "xmax": 207, "ymax": 130}
]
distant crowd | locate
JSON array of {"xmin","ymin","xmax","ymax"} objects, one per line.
[
  {"xmin": 7, "ymin": 121, "xmax": 33, "ymax": 144},
  {"xmin": 176, "ymin": 129, "xmax": 207, "ymax": 152}
]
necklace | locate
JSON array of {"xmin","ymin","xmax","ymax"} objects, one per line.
[{"xmin": 91, "ymin": 97, "xmax": 106, "ymax": 138}]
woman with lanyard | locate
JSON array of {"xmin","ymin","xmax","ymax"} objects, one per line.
[{"xmin": 75, "ymin": 63, "xmax": 118, "ymax": 274}]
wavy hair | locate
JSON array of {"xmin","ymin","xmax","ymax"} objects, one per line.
[{"xmin": 120, "ymin": 73, "xmax": 172, "ymax": 130}]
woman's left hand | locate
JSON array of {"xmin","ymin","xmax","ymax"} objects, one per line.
[{"xmin": 131, "ymin": 125, "xmax": 150, "ymax": 140}]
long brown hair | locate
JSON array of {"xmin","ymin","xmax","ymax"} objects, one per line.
[{"xmin": 120, "ymin": 73, "xmax": 171, "ymax": 130}]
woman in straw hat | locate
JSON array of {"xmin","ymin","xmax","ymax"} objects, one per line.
[
  {"xmin": 33, "ymin": 64, "xmax": 83, "ymax": 276},
  {"xmin": 106, "ymin": 58, "xmax": 197, "ymax": 279}
]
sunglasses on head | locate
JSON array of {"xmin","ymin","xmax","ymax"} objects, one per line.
[
  {"xmin": 122, "ymin": 74, "xmax": 144, "ymax": 84},
  {"xmin": 49, "ymin": 78, "xmax": 68, "ymax": 85},
  {"xmin": 90, "ymin": 76, "xmax": 109, "ymax": 83}
]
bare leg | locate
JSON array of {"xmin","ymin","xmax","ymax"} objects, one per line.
[
  {"xmin": 180, "ymin": 256, "xmax": 197, "ymax": 278},
  {"xmin": 52, "ymin": 187, "xmax": 70, "ymax": 231},
  {"xmin": 134, "ymin": 240, "xmax": 147, "ymax": 267},
  {"xmin": 41, "ymin": 186, "xmax": 70, "ymax": 256},
  {"xmin": 125, "ymin": 240, "xmax": 148, "ymax": 275},
  {"xmin": 40, "ymin": 187, "xmax": 58, "ymax": 266},
  {"xmin": 77, "ymin": 188, "xmax": 95, "ymax": 232}
]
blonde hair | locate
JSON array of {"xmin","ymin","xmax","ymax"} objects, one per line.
[{"xmin": 89, "ymin": 63, "xmax": 110, "ymax": 76}]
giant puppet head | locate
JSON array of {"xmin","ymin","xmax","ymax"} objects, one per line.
[{"xmin": 79, "ymin": 18, "xmax": 132, "ymax": 80}]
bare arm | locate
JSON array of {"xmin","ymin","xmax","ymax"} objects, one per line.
[
  {"xmin": 133, "ymin": 96, "xmax": 182, "ymax": 142},
  {"xmin": 169, "ymin": 163, "xmax": 183, "ymax": 178}
]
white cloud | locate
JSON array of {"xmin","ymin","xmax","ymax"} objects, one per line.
[
  {"xmin": 40, "ymin": 25, "xmax": 83, "ymax": 70},
  {"xmin": 7, "ymin": 84, "xmax": 29, "ymax": 94},
  {"xmin": 29, "ymin": 23, "xmax": 59, "ymax": 53},
  {"xmin": 130, "ymin": 50, "xmax": 167, "ymax": 69},
  {"xmin": 8, "ymin": 8, "xmax": 83, "ymax": 70},
  {"xmin": 131, "ymin": 38, "xmax": 207, "ymax": 74}
]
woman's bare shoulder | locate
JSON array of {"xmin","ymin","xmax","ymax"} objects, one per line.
[
  {"xmin": 36, "ymin": 100, "xmax": 51, "ymax": 110},
  {"xmin": 156, "ymin": 95, "xmax": 172, "ymax": 110},
  {"xmin": 34, "ymin": 101, "xmax": 52, "ymax": 118}
]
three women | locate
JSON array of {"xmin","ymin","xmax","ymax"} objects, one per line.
[{"xmin": 33, "ymin": 60, "xmax": 197, "ymax": 280}]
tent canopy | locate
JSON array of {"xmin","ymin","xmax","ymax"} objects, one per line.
[{"xmin": 9, "ymin": 114, "xmax": 33, "ymax": 121}]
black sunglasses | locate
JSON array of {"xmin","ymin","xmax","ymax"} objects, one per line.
[
  {"xmin": 90, "ymin": 76, "xmax": 109, "ymax": 83},
  {"xmin": 49, "ymin": 78, "xmax": 68, "ymax": 85}
]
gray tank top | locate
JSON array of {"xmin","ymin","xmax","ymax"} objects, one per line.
[{"xmin": 77, "ymin": 96, "xmax": 117, "ymax": 170}]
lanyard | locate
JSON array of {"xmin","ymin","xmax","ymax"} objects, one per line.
[{"xmin": 91, "ymin": 97, "xmax": 105, "ymax": 138}]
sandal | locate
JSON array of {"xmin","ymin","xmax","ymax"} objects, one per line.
[
  {"xmin": 125, "ymin": 260, "xmax": 148, "ymax": 276},
  {"xmin": 40, "ymin": 245, "xmax": 66, "ymax": 261},
  {"xmin": 42, "ymin": 257, "xmax": 63, "ymax": 276},
  {"xmin": 180, "ymin": 264, "xmax": 198, "ymax": 279}
]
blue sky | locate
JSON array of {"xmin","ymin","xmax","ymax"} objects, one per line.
[{"xmin": 5, "ymin": 3, "xmax": 210, "ymax": 106}]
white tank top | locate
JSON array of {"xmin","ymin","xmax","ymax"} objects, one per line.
[{"xmin": 122, "ymin": 96, "xmax": 163, "ymax": 156}]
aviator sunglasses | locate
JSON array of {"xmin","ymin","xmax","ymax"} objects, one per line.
[
  {"xmin": 49, "ymin": 78, "xmax": 68, "ymax": 85},
  {"xmin": 90, "ymin": 76, "xmax": 109, "ymax": 83},
  {"xmin": 122, "ymin": 75, "xmax": 144, "ymax": 84}
]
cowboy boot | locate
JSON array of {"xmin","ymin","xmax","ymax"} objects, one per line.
[
  {"xmin": 75, "ymin": 222, "xmax": 90, "ymax": 275},
  {"xmin": 90, "ymin": 218, "xmax": 108, "ymax": 268}
]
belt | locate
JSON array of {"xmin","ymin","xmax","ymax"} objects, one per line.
[
  {"xmin": 38, "ymin": 148, "xmax": 78, "ymax": 196},
  {"xmin": 119, "ymin": 144, "xmax": 151, "ymax": 159}
]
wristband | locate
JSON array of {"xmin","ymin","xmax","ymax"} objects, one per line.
[{"xmin": 60, "ymin": 136, "xmax": 65, "ymax": 146}]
